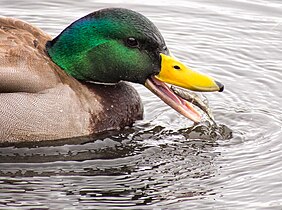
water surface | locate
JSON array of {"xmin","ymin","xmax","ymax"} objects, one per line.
[{"xmin": 1, "ymin": 0, "xmax": 282, "ymax": 209}]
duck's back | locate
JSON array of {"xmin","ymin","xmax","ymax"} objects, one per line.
[{"xmin": 0, "ymin": 17, "xmax": 61, "ymax": 92}]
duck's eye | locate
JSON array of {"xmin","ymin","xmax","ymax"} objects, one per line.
[{"xmin": 126, "ymin": 37, "xmax": 139, "ymax": 48}]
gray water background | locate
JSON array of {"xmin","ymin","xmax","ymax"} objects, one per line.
[{"xmin": 0, "ymin": 0, "xmax": 282, "ymax": 209}]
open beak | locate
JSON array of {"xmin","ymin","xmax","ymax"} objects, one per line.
[{"xmin": 145, "ymin": 53, "xmax": 224, "ymax": 123}]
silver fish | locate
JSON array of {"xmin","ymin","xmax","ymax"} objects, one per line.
[{"xmin": 171, "ymin": 85, "xmax": 215, "ymax": 123}]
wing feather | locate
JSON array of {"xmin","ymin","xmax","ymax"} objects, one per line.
[{"xmin": 0, "ymin": 17, "xmax": 61, "ymax": 93}]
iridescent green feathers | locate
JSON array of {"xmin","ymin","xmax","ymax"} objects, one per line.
[{"xmin": 46, "ymin": 8, "xmax": 167, "ymax": 84}]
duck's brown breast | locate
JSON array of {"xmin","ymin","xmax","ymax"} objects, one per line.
[{"xmin": 82, "ymin": 81, "xmax": 144, "ymax": 134}]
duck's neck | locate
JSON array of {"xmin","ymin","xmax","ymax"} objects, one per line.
[{"xmin": 45, "ymin": 18, "xmax": 107, "ymax": 81}]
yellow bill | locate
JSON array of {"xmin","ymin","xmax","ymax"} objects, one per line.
[
  {"xmin": 156, "ymin": 53, "xmax": 223, "ymax": 92},
  {"xmin": 145, "ymin": 53, "xmax": 223, "ymax": 123}
]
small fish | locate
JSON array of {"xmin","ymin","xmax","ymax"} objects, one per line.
[{"xmin": 171, "ymin": 85, "xmax": 215, "ymax": 123}]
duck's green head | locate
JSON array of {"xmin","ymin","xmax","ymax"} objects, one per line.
[{"xmin": 46, "ymin": 8, "xmax": 223, "ymax": 122}]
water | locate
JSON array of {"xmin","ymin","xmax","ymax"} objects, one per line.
[{"xmin": 1, "ymin": 0, "xmax": 282, "ymax": 209}]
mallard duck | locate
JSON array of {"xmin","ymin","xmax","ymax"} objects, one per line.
[{"xmin": 0, "ymin": 8, "xmax": 223, "ymax": 142}]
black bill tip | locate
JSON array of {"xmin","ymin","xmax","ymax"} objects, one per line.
[{"xmin": 215, "ymin": 81, "xmax": 224, "ymax": 92}]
